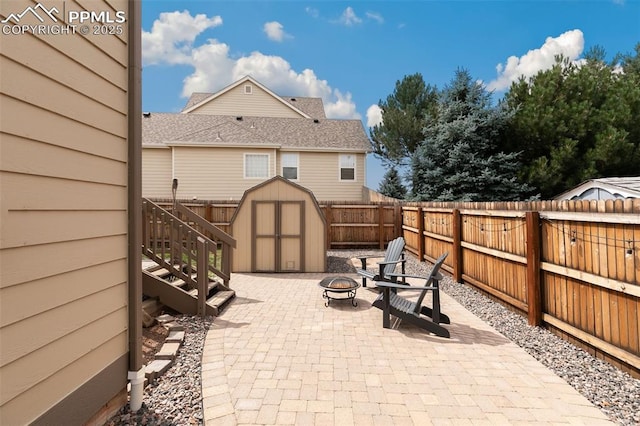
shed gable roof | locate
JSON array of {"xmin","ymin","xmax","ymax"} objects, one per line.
[{"xmin": 230, "ymin": 175, "xmax": 326, "ymax": 225}]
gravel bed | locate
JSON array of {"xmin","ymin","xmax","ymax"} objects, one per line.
[
  {"xmin": 106, "ymin": 250, "xmax": 639, "ymax": 425},
  {"xmin": 106, "ymin": 315, "xmax": 212, "ymax": 426}
]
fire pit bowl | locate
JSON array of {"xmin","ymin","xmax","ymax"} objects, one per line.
[{"xmin": 318, "ymin": 276, "xmax": 360, "ymax": 307}]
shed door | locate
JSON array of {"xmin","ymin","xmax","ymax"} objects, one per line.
[{"xmin": 252, "ymin": 200, "xmax": 304, "ymax": 272}]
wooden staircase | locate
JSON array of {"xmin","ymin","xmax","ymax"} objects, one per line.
[{"xmin": 142, "ymin": 198, "xmax": 237, "ymax": 317}]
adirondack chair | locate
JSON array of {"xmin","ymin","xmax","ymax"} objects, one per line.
[
  {"xmin": 355, "ymin": 237, "xmax": 406, "ymax": 288},
  {"xmin": 373, "ymin": 252, "xmax": 450, "ymax": 338}
]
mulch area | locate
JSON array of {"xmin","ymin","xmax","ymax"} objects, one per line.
[{"xmin": 142, "ymin": 323, "xmax": 169, "ymax": 365}]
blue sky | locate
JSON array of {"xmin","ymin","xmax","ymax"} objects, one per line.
[{"xmin": 141, "ymin": 0, "xmax": 640, "ymax": 189}]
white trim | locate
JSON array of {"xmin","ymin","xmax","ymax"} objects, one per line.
[
  {"xmin": 338, "ymin": 153, "xmax": 356, "ymax": 182},
  {"xmin": 244, "ymin": 152, "xmax": 270, "ymax": 179},
  {"xmin": 281, "ymin": 152, "xmax": 299, "ymax": 181},
  {"xmin": 244, "ymin": 84, "xmax": 252, "ymax": 94}
]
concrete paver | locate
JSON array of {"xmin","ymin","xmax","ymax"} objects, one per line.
[{"xmin": 202, "ymin": 272, "xmax": 613, "ymax": 425}]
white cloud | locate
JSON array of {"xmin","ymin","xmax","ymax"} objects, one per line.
[
  {"xmin": 263, "ymin": 21, "xmax": 291, "ymax": 42},
  {"xmin": 366, "ymin": 104, "xmax": 383, "ymax": 128},
  {"xmin": 487, "ymin": 29, "xmax": 585, "ymax": 92},
  {"xmin": 334, "ymin": 7, "xmax": 362, "ymax": 26},
  {"xmin": 144, "ymin": 11, "xmax": 360, "ymax": 119},
  {"xmin": 366, "ymin": 11, "xmax": 384, "ymax": 24},
  {"xmin": 325, "ymin": 90, "xmax": 361, "ymax": 120},
  {"xmin": 142, "ymin": 11, "xmax": 222, "ymax": 65}
]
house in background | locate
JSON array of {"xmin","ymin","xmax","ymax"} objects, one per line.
[
  {"xmin": 555, "ymin": 177, "xmax": 640, "ymax": 200},
  {"xmin": 142, "ymin": 76, "xmax": 371, "ymax": 201}
]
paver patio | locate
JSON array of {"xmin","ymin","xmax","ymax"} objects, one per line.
[{"xmin": 201, "ymin": 272, "xmax": 613, "ymax": 425}]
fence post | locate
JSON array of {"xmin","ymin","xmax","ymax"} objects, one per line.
[
  {"xmin": 205, "ymin": 201, "xmax": 213, "ymax": 223},
  {"xmin": 526, "ymin": 211, "xmax": 542, "ymax": 326},
  {"xmin": 452, "ymin": 209, "xmax": 462, "ymax": 283},
  {"xmin": 324, "ymin": 204, "xmax": 332, "ymax": 250},
  {"xmin": 395, "ymin": 203, "xmax": 402, "ymax": 239},
  {"xmin": 417, "ymin": 206, "xmax": 425, "ymax": 261},
  {"xmin": 378, "ymin": 204, "xmax": 385, "ymax": 249},
  {"xmin": 197, "ymin": 237, "xmax": 207, "ymax": 318}
]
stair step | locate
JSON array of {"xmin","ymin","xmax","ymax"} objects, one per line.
[
  {"xmin": 207, "ymin": 290, "xmax": 235, "ymax": 309},
  {"xmin": 144, "ymin": 263, "xmax": 162, "ymax": 272},
  {"xmin": 150, "ymin": 268, "xmax": 171, "ymax": 278},
  {"xmin": 169, "ymin": 278, "xmax": 187, "ymax": 289},
  {"xmin": 187, "ymin": 280, "xmax": 219, "ymax": 297}
]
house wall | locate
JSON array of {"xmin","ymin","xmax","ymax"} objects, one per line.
[
  {"xmin": 173, "ymin": 146, "xmax": 277, "ymax": 200},
  {"xmin": 189, "ymin": 82, "xmax": 305, "ymax": 118},
  {"xmin": 142, "ymin": 147, "xmax": 172, "ymax": 197},
  {"xmin": 277, "ymin": 151, "xmax": 366, "ymax": 201},
  {"xmin": 231, "ymin": 178, "xmax": 326, "ymax": 272},
  {"xmin": 143, "ymin": 148, "xmax": 366, "ymax": 201},
  {"xmin": 0, "ymin": 0, "xmax": 131, "ymax": 424}
]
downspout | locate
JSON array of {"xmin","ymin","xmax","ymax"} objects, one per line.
[{"xmin": 127, "ymin": 0, "xmax": 144, "ymax": 412}]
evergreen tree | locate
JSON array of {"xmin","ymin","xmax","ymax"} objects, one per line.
[
  {"xmin": 412, "ymin": 69, "xmax": 531, "ymax": 201},
  {"xmin": 378, "ymin": 168, "xmax": 407, "ymax": 199},
  {"xmin": 370, "ymin": 73, "xmax": 439, "ymax": 166},
  {"xmin": 502, "ymin": 46, "xmax": 640, "ymax": 198}
]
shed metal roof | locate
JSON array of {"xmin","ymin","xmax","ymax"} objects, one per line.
[{"xmin": 554, "ymin": 177, "xmax": 640, "ymax": 200}]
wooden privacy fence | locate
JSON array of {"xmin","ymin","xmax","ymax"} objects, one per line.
[
  {"xmin": 150, "ymin": 197, "xmax": 639, "ymax": 375},
  {"xmin": 151, "ymin": 200, "xmax": 402, "ymax": 249},
  {"xmin": 402, "ymin": 200, "xmax": 640, "ymax": 376}
]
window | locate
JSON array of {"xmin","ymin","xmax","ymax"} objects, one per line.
[
  {"xmin": 339, "ymin": 154, "xmax": 356, "ymax": 181},
  {"xmin": 244, "ymin": 154, "xmax": 269, "ymax": 178},
  {"xmin": 281, "ymin": 153, "xmax": 299, "ymax": 180},
  {"xmin": 244, "ymin": 84, "xmax": 252, "ymax": 94}
]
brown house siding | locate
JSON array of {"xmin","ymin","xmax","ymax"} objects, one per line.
[{"xmin": 0, "ymin": 0, "xmax": 140, "ymax": 423}]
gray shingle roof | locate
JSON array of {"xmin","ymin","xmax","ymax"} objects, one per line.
[
  {"xmin": 142, "ymin": 113, "xmax": 370, "ymax": 151},
  {"xmin": 182, "ymin": 93, "xmax": 211, "ymax": 111}
]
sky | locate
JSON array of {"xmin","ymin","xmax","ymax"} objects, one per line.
[{"xmin": 141, "ymin": 0, "xmax": 640, "ymax": 190}]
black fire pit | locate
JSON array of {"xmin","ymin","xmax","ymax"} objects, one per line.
[{"xmin": 318, "ymin": 276, "xmax": 360, "ymax": 307}]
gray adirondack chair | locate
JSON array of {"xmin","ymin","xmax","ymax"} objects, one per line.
[
  {"xmin": 373, "ymin": 252, "xmax": 450, "ymax": 338},
  {"xmin": 355, "ymin": 237, "xmax": 406, "ymax": 287}
]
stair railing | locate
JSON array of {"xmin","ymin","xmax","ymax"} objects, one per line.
[
  {"xmin": 172, "ymin": 202, "xmax": 236, "ymax": 287},
  {"xmin": 142, "ymin": 199, "xmax": 233, "ymax": 303}
]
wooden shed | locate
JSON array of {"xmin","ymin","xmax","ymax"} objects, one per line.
[{"xmin": 231, "ymin": 176, "xmax": 326, "ymax": 272}]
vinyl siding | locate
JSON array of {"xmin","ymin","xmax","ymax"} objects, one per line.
[
  {"xmin": 286, "ymin": 151, "xmax": 365, "ymax": 201},
  {"xmin": 144, "ymin": 148, "xmax": 366, "ymax": 201},
  {"xmin": 142, "ymin": 148, "xmax": 172, "ymax": 198},
  {"xmin": 0, "ymin": 0, "xmax": 130, "ymax": 423},
  {"xmin": 189, "ymin": 82, "xmax": 305, "ymax": 118},
  {"xmin": 173, "ymin": 147, "xmax": 276, "ymax": 200}
]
